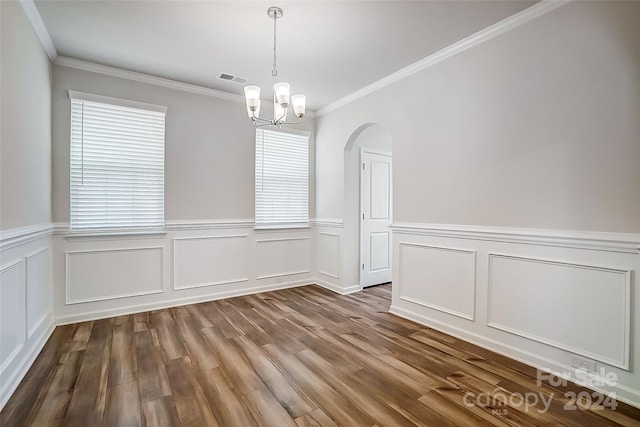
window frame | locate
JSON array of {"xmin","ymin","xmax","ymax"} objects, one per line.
[
  {"xmin": 254, "ymin": 127, "xmax": 310, "ymax": 230},
  {"xmin": 68, "ymin": 90, "xmax": 167, "ymax": 235}
]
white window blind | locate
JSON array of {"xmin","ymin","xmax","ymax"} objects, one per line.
[
  {"xmin": 69, "ymin": 91, "xmax": 166, "ymax": 231},
  {"xmin": 255, "ymin": 129, "xmax": 309, "ymax": 227}
]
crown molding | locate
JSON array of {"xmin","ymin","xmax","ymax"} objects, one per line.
[
  {"xmin": 54, "ymin": 56, "xmax": 245, "ymax": 104},
  {"xmin": 54, "ymin": 56, "xmax": 316, "ymax": 117},
  {"xmin": 16, "ymin": 0, "xmax": 562, "ymax": 118},
  {"xmin": 316, "ymin": 0, "xmax": 570, "ymax": 117},
  {"xmin": 19, "ymin": 0, "xmax": 58, "ymax": 62}
]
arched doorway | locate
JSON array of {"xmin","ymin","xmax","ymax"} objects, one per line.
[{"xmin": 343, "ymin": 123, "xmax": 393, "ymax": 289}]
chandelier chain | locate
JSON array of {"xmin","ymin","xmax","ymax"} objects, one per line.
[{"xmin": 272, "ymin": 13, "xmax": 278, "ymax": 79}]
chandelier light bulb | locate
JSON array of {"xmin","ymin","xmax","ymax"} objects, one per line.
[
  {"xmin": 291, "ymin": 94, "xmax": 306, "ymax": 118},
  {"xmin": 244, "ymin": 85, "xmax": 261, "ymax": 110},
  {"xmin": 274, "ymin": 82, "xmax": 290, "ymax": 106},
  {"xmin": 247, "ymin": 100, "xmax": 260, "ymax": 118}
]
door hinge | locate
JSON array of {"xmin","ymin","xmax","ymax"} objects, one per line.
[
  {"xmin": 362, "ymin": 263, "xmax": 365, "ymax": 270},
  {"xmin": 362, "ymin": 163, "xmax": 365, "ymax": 170},
  {"xmin": 362, "ymin": 213, "xmax": 365, "ymax": 220}
]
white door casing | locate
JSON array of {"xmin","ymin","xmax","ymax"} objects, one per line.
[{"xmin": 361, "ymin": 149, "xmax": 392, "ymax": 287}]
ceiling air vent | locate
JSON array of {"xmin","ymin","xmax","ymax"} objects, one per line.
[{"xmin": 219, "ymin": 73, "xmax": 248, "ymax": 84}]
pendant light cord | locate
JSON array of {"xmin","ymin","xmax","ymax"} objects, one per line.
[{"xmin": 272, "ymin": 12, "xmax": 278, "ymax": 80}]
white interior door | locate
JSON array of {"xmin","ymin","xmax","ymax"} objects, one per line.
[{"xmin": 361, "ymin": 149, "xmax": 392, "ymax": 287}]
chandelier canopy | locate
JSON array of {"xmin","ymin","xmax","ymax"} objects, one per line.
[{"xmin": 244, "ymin": 6, "xmax": 306, "ymax": 128}]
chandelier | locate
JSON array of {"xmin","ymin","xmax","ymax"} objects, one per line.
[{"xmin": 244, "ymin": 6, "xmax": 306, "ymax": 128}]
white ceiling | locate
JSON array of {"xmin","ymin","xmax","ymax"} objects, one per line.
[{"xmin": 34, "ymin": 0, "xmax": 536, "ymax": 111}]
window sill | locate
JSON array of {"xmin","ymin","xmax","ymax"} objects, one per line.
[{"xmin": 64, "ymin": 229, "xmax": 167, "ymax": 240}]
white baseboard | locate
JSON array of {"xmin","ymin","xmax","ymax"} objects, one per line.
[
  {"xmin": 55, "ymin": 278, "xmax": 365, "ymax": 326},
  {"xmin": 314, "ymin": 279, "xmax": 361, "ymax": 295},
  {"xmin": 390, "ymin": 304, "xmax": 640, "ymax": 410},
  {"xmin": 342, "ymin": 284, "xmax": 363, "ymax": 295},
  {"xmin": 0, "ymin": 314, "xmax": 55, "ymax": 410},
  {"xmin": 55, "ymin": 280, "xmax": 313, "ymax": 325}
]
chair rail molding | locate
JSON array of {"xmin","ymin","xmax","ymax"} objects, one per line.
[
  {"xmin": 391, "ymin": 222, "xmax": 640, "ymax": 254},
  {"xmin": 0, "ymin": 223, "xmax": 54, "ymax": 251}
]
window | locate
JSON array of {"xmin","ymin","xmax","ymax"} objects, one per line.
[
  {"xmin": 255, "ymin": 129, "xmax": 309, "ymax": 227},
  {"xmin": 69, "ymin": 91, "xmax": 166, "ymax": 231}
]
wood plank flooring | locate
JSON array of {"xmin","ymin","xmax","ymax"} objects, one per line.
[{"xmin": 2, "ymin": 284, "xmax": 640, "ymax": 426}]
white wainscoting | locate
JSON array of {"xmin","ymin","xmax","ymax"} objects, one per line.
[
  {"xmin": 391, "ymin": 222, "xmax": 640, "ymax": 408},
  {"xmin": 26, "ymin": 247, "xmax": 52, "ymax": 338},
  {"xmin": 0, "ymin": 226, "xmax": 54, "ymax": 411},
  {"xmin": 12, "ymin": 219, "xmax": 640, "ymax": 409},
  {"xmin": 256, "ymin": 237, "xmax": 311, "ymax": 279},
  {"xmin": 312, "ymin": 220, "xmax": 360, "ymax": 295},
  {"xmin": 52, "ymin": 221, "xmax": 316, "ymax": 325},
  {"xmin": 317, "ymin": 232, "xmax": 340, "ymax": 279},
  {"xmin": 398, "ymin": 243, "xmax": 476, "ymax": 320},
  {"xmin": 66, "ymin": 246, "xmax": 165, "ymax": 304},
  {"xmin": 0, "ymin": 259, "xmax": 26, "ymax": 365},
  {"xmin": 173, "ymin": 235, "xmax": 249, "ymax": 290},
  {"xmin": 488, "ymin": 253, "xmax": 630, "ymax": 369}
]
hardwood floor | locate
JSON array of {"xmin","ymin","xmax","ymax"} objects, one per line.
[{"xmin": 2, "ymin": 284, "xmax": 639, "ymax": 426}]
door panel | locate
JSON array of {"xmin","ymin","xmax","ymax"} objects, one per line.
[
  {"xmin": 370, "ymin": 161, "xmax": 390, "ymax": 219},
  {"xmin": 361, "ymin": 150, "xmax": 392, "ymax": 287},
  {"xmin": 370, "ymin": 232, "xmax": 390, "ymax": 271}
]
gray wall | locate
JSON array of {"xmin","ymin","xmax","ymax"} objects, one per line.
[
  {"xmin": 315, "ymin": 1, "xmax": 640, "ymax": 233},
  {"xmin": 1, "ymin": 1, "xmax": 53, "ymax": 230},
  {"xmin": 52, "ymin": 65, "xmax": 315, "ymax": 223}
]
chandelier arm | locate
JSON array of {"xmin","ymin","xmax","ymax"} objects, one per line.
[
  {"xmin": 251, "ymin": 121, "xmax": 276, "ymax": 128},
  {"xmin": 251, "ymin": 115, "xmax": 273, "ymax": 124},
  {"xmin": 250, "ymin": 109, "xmax": 272, "ymax": 123},
  {"xmin": 275, "ymin": 108, "xmax": 287, "ymax": 124},
  {"xmin": 278, "ymin": 118, "xmax": 303, "ymax": 125}
]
